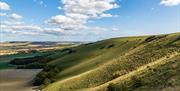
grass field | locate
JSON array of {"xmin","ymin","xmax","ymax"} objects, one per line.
[{"xmin": 0, "ymin": 62, "xmax": 15, "ymax": 69}]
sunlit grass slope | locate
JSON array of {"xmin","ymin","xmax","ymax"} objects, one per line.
[{"xmin": 39, "ymin": 32, "xmax": 180, "ymax": 91}]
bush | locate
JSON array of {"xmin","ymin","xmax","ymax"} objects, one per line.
[
  {"xmin": 107, "ymin": 83, "xmax": 116, "ymax": 91},
  {"xmin": 107, "ymin": 44, "xmax": 115, "ymax": 48},
  {"xmin": 100, "ymin": 46, "xmax": 105, "ymax": 49},
  {"xmin": 9, "ymin": 55, "xmax": 45, "ymax": 65},
  {"xmin": 144, "ymin": 36, "xmax": 156, "ymax": 43},
  {"xmin": 44, "ymin": 78, "xmax": 51, "ymax": 86},
  {"xmin": 61, "ymin": 48, "xmax": 76, "ymax": 54},
  {"xmin": 144, "ymin": 35, "xmax": 167, "ymax": 43},
  {"xmin": 131, "ymin": 76, "xmax": 143, "ymax": 88},
  {"xmin": 33, "ymin": 71, "xmax": 47, "ymax": 86},
  {"xmin": 84, "ymin": 43, "xmax": 94, "ymax": 46},
  {"xmin": 112, "ymin": 71, "xmax": 127, "ymax": 79},
  {"xmin": 19, "ymin": 63, "xmax": 45, "ymax": 69},
  {"xmin": 33, "ymin": 65, "xmax": 62, "ymax": 86}
]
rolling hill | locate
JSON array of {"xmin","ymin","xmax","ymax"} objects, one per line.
[
  {"xmin": 0, "ymin": 41, "xmax": 80, "ymax": 56},
  {"xmin": 32, "ymin": 32, "xmax": 180, "ymax": 91}
]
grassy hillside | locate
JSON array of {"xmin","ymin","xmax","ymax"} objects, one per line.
[
  {"xmin": 34, "ymin": 32, "xmax": 180, "ymax": 91},
  {"xmin": 104, "ymin": 54, "xmax": 180, "ymax": 91}
]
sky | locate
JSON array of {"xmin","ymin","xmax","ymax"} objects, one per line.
[{"xmin": 0, "ymin": 0, "xmax": 179, "ymax": 42}]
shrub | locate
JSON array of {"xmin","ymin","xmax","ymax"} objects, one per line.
[
  {"xmin": 19, "ymin": 63, "xmax": 45, "ymax": 69},
  {"xmin": 44, "ymin": 78, "xmax": 51, "ymax": 86},
  {"xmin": 144, "ymin": 36, "xmax": 156, "ymax": 43},
  {"xmin": 144, "ymin": 35, "xmax": 167, "ymax": 43},
  {"xmin": 61, "ymin": 48, "xmax": 76, "ymax": 54},
  {"xmin": 107, "ymin": 83, "xmax": 116, "ymax": 91},
  {"xmin": 33, "ymin": 65, "xmax": 62, "ymax": 86},
  {"xmin": 131, "ymin": 76, "xmax": 143, "ymax": 88},
  {"xmin": 33, "ymin": 71, "xmax": 47, "ymax": 86},
  {"xmin": 9, "ymin": 55, "xmax": 46, "ymax": 65},
  {"xmin": 84, "ymin": 43, "xmax": 93, "ymax": 46},
  {"xmin": 112, "ymin": 71, "xmax": 127, "ymax": 79},
  {"xmin": 107, "ymin": 44, "xmax": 115, "ymax": 48},
  {"xmin": 100, "ymin": 46, "xmax": 105, "ymax": 49},
  {"xmin": 43, "ymin": 65, "xmax": 53, "ymax": 71},
  {"xmin": 147, "ymin": 66, "xmax": 152, "ymax": 71}
]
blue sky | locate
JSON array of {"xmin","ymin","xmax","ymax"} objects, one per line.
[{"xmin": 0, "ymin": 0, "xmax": 179, "ymax": 42}]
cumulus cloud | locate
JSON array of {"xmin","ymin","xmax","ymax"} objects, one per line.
[
  {"xmin": 9, "ymin": 13, "xmax": 23, "ymax": 20},
  {"xmin": 0, "ymin": 1, "xmax": 10, "ymax": 10},
  {"xmin": 47, "ymin": 0, "xmax": 119, "ymax": 31},
  {"xmin": 57, "ymin": 6, "xmax": 62, "ymax": 10},
  {"xmin": 0, "ymin": 20, "xmax": 83, "ymax": 36},
  {"xmin": 99, "ymin": 13, "xmax": 113, "ymax": 18},
  {"xmin": 34, "ymin": 0, "xmax": 47, "ymax": 7},
  {"xmin": 0, "ymin": 21, "xmax": 42, "ymax": 35},
  {"xmin": 0, "ymin": 12, "xmax": 6, "ymax": 16},
  {"xmin": 62, "ymin": 0, "xmax": 119, "ymax": 17},
  {"xmin": 160, "ymin": 0, "xmax": 180, "ymax": 6},
  {"xmin": 1, "ymin": 0, "xmax": 120, "ymax": 37}
]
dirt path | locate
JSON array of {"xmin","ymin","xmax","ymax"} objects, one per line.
[{"xmin": 0, "ymin": 69, "xmax": 41, "ymax": 91}]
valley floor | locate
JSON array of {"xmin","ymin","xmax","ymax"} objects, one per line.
[{"xmin": 0, "ymin": 69, "xmax": 41, "ymax": 91}]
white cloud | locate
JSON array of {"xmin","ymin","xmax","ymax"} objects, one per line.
[
  {"xmin": 47, "ymin": 0, "xmax": 119, "ymax": 31},
  {"xmin": 160, "ymin": 0, "xmax": 180, "ymax": 6},
  {"xmin": 9, "ymin": 13, "xmax": 23, "ymax": 20},
  {"xmin": 62, "ymin": 0, "xmax": 119, "ymax": 17},
  {"xmin": 0, "ymin": 20, "xmax": 81, "ymax": 36},
  {"xmin": 0, "ymin": 1, "xmax": 10, "ymax": 10},
  {"xmin": 34, "ymin": 0, "xmax": 47, "ymax": 7},
  {"xmin": 39, "ymin": 1, "xmax": 43, "ymax": 5},
  {"xmin": 11, "ymin": 25, "xmax": 42, "ymax": 31},
  {"xmin": 100, "ymin": 13, "xmax": 113, "ymax": 18},
  {"xmin": 0, "ymin": 13, "xmax": 6, "ymax": 16},
  {"xmin": 49, "ymin": 14, "xmax": 87, "ymax": 30},
  {"xmin": 0, "ymin": 21, "xmax": 42, "ymax": 35},
  {"xmin": 1, "ymin": 0, "xmax": 120, "ymax": 37},
  {"xmin": 0, "ymin": 21, "xmax": 23, "ymax": 25},
  {"xmin": 57, "ymin": 6, "xmax": 62, "ymax": 10}
]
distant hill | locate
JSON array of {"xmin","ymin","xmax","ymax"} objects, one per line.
[
  {"xmin": 31, "ymin": 32, "xmax": 180, "ymax": 91},
  {"xmin": 0, "ymin": 41, "xmax": 82, "ymax": 55},
  {"xmin": 1, "ymin": 41, "xmax": 84, "ymax": 46}
]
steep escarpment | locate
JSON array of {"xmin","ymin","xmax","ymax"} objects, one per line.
[{"xmin": 33, "ymin": 33, "xmax": 180, "ymax": 91}]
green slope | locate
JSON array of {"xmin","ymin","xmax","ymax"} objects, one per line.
[
  {"xmin": 0, "ymin": 52, "xmax": 49, "ymax": 70},
  {"xmin": 36, "ymin": 32, "xmax": 180, "ymax": 91}
]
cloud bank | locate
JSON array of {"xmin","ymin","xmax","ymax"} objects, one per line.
[
  {"xmin": 160, "ymin": 0, "xmax": 180, "ymax": 6},
  {"xmin": 9, "ymin": 13, "xmax": 23, "ymax": 20},
  {"xmin": 47, "ymin": 0, "xmax": 119, "ymax": 31}
]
